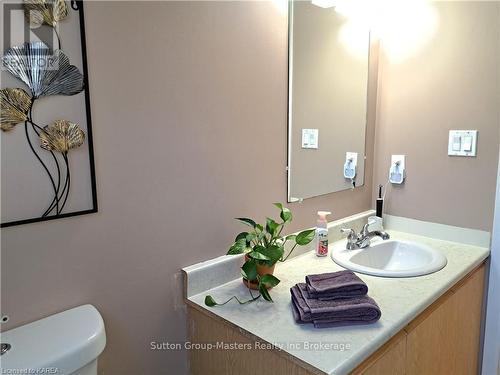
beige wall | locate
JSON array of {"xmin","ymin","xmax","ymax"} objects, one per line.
[
  {"xmin": 373, "ymin": 1, "xmax": 500, "ymax": 231},
  {"xmin": 3, "ymin": 2, "xmax": 499, "ymax": 375},
  {"xmin": 0, "ymin": 2, "xmax": 375, "ymax": 374}
]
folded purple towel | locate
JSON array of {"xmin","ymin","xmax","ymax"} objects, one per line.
[
  {"xmin": 291, "ymin": 283, "xmax": 381, "ymax": 328},
  {"xmin": 305, "ymin": 270, "xmax": 368, "ymax": 300}
]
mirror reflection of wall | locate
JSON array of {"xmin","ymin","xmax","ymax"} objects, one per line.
[{"xmin": 287, "ymin": 1, "xmax": 371, "ymax": 202}]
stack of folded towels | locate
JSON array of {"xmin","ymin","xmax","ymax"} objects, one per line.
[{"xmin": 290, "ymin": 270, "xmax": 381, "ymax": 328}]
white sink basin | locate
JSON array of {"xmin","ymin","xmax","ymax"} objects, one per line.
[{"xmin": 331, "ymin": 239, "xmax": 447, "ymax": 277}]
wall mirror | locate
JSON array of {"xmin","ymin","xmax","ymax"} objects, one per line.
[{"xmin": 287, "ymin": 1, "xmax": 371, "ymax": 202}]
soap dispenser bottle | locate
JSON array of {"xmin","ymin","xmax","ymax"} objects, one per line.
[{"xmin": 315, "ymin": 211, "xmax": 331, "ymax": 257}]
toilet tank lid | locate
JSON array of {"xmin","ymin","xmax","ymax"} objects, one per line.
[{"xmin": 1, "ymin": 304, "xmax": 106, "ymax": 374}]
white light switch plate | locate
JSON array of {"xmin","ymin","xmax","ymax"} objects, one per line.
[
  {"xmin": 301, "ymin": 129, "xmax": 319, "ymax": 149},
  {"xmin": 448, "ymin": 130, "xmax": 477, "ymax": 156}
]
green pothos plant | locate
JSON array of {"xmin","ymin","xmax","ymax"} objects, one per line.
[{"xmin": 205, "ymin": 203, "xmax": 315, "ymax": 307}]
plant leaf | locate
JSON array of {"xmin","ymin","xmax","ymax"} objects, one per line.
[
  {"xmin": 235, "ymin": 232, "xmax": 249, "ymax": 242},
  {"xmin": 260, "ymin": 274, "xmax": 280, "ymax": 288},
  {"xmin": 246, "ymin": 232, "xmax": 256, "ymax": 244},
  {"xmin": 266, "ymin": 217, "xmax": 279, "ymax": 236},
  {"xmin": 247, "ymin": 250, "xmax": 271, "ymax": 261},
  {"xmin": 235, "ymin": 217, "xmax": 256, "ymax": 228},
  {"xmin": 227, "ymin": 238, "xmax": 248, "ymax": 255},
  {"xmin": 285, "ymin": 234, "xmax": 297, "ymax": 242},
  {"xmin": 259, "ymin": 283, "xmax": 273, "ymax": 302},
  {"xmin": 255, "ymin": 223, "xmax": 264, "ymax": 232},
  {"xmin": 253, "ymin": 245, "xmax": 266, "ymax": 253},
  {"xmin": 274, "ymin": 202, "xmax": 292, "ymax": 222},
  {"xmin": 241, "ymin": 259, "xmax": 257, "ymax": 281},
  {"xmin": 296, "ymin": 229, "xmax": 316, "ymax": 245},
  {"xmin": 281, "ymin": 208, "xmax": 292, "ymax": 222},
  {"xmin": 257, "ymin": 245, "xmax": 284, "ymax": 264},
  {"xmin": 257, "ymin": 231, "xmax": 266, "ymax": 242},
  {"xmin": 205, "ymin": 295, "xmax": 217, "ymax": 307},
  {"xmin": 205, "ymin": 294, "xmax": 260, "ymax": 306}
]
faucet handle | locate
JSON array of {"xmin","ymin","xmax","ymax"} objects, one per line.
[
  {"xmin": 361, "ymin": 223, "xmax": 370, "ymax": 236},
  {"xmin": 340, "ymin": 227, "xmax": 356, "ymax": 240},
  {"xmin": 341, "ymin": 228, "xmax": 358, "ymax": 250}
]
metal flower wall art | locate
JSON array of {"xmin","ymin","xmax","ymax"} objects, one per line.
[
  {"xmin": 1, "ymin": 0, "xmax": 96, "ymax": 226},
  {"xmin": 24, "ymin": 0, "xmax": 68, "ymax": 27},
  {"xmin": 0, "ymin": 88, "xmax": 32, "ymax": 131},
  {"xmin": 39, "ymin": 120, "xmax": 85, "ymax": 214},
  {"xmin": 24, "ymin": 0, "xmax": 69, "ymax": 48},
  {"xmin": 2, "ymin": 42, "xmax": 84, "ymax": 98}
]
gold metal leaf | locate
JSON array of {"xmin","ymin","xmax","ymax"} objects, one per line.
[
  {"xmin": 0, "ymin": 88, "xmax": 32, "ymax": 131},
  {"xmin": 24, "ymin": 0, "xmax": 68, "ymax": 28},
  {"xmin": 40, "ymin": 120, "xmax": 85, "ymax": 153}
]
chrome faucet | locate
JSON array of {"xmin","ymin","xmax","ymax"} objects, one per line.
[{"xmin": 341, "ymin": 223, "xmax": 390, "ymax": 250}]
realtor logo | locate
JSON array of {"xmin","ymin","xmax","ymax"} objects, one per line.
[{"xmin": 2, "ymin": 1, "xmax": 58, "ymax": 58}]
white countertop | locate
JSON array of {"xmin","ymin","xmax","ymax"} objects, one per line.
[{"xmin": 186, "ymin": 230, "xmax": 490, "ymax": 374}]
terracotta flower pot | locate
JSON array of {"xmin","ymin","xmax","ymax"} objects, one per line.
[{"xmin": 242, "ymin": 255, "xmax": 276, "ymax": 290}]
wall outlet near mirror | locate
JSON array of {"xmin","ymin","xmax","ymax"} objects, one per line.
[
  {"xmin": 389, "ymin": 155, "xmax": 406, "ymax": 184},
  {"xmin": 344, "ymin": 152, "xmax": 358, "ymax": 179}
]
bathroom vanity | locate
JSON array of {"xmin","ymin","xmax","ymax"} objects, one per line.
[
  {"xmin": 187, "ymin": 263, "xmax": 484, "ymax": 375},
  {"xmin": 183, "ymin": 214, "xmax": 490, "ymax": 375}
]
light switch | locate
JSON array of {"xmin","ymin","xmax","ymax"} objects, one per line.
[
  {"xmin": 452, "ymin": 136, "xmax": 461, "ymax": 151},
  {"xmin": 301, "ymin": 129, "xmax": 319, "ymax": 149},
  {"xmin": 448, "ymin": 130, "xmax": 477, "ymax": 156},
  {"xmin": 463, "ymin": 136, "xmax": 473, "ymax": 152}
]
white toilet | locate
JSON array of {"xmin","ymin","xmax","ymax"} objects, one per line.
[{"xmin": 0, "ymin": 305, "xmax": 106, "ymax": 375}]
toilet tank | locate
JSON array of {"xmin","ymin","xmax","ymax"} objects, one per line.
[{"xmin": 0, "ymin": 305, "xmax": 106, "ymax": 375}]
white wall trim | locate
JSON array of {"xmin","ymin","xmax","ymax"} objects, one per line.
[{"xmin": 384, "ymin": 214, "xmax": 491, "ymax": 248}]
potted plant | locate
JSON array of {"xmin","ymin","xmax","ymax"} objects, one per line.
[{"xmin": 205, "ymin": 203, "xmax": 315, "ymax": 306}]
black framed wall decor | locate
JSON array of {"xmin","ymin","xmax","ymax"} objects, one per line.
[{"xmin": 1, "ymin": 0, "xmax": 97, "ymax": 227}]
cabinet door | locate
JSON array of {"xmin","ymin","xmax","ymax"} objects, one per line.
[
  {"xmin": 187, "ymin": 306, "xmax": 315, "ymax": 375},
  {"xmin": 405, "ymin": 265, "xmax": 485, "ymax": 375},
  {"xmin": 351, "ymin": 332, "xmax": 407, "ymax": 375}
]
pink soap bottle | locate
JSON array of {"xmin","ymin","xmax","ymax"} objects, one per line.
[{"xmin": 315, "ymin": 211, "xmax": 331, "ymax": 257}]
